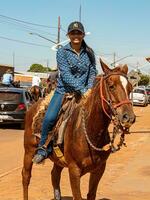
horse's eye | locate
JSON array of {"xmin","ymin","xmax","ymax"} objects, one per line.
[{"xmin": 109, "ymin": 85, "xmax": 115, "ymax": 91}]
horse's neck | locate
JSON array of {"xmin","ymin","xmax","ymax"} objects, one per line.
[{"xmin": 82, "ymin": 86, "xmax": 110, "ymax": 135}]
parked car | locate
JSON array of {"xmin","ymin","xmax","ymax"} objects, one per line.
[
  {"xmin": 130, "ymin": 87, "xmax": 149, "ymax": 107},
  {"xmin": 0, "ymin": 87, "xmax": 33, "ymax": 128},
  {"xmin": 138, "ymin": 85, "xmax": 146, "ymax": 89},
  {"xmin": 146, "ymin": 87, "xmax": 150, "ymax": 103}
]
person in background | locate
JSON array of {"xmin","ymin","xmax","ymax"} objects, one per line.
[
  {"xmin": 32, "ymin": 21, "xmax": 97, "ymax": 164},
  {"xmin": 32, "ymin": 73, "xmax": 41, "ymax": 87},
  {"xmin": 2, "ymin": 69, "xmax": 13, "ymax": 86},
  {"xmin": 46, "ymin": 74, "xmax": 51, "ymax": 84}
]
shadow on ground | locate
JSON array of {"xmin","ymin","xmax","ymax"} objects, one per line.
[
  {"xmin": 99, "ymin": 198, "xmax": 111, "ymax": 200},
  {"xmin": 0, "ymin": 123, "xmax": 23, "ymax": 130},
  {"xmin": 52, "ymin": 197, "xmax": 111, "ymax": 200}
]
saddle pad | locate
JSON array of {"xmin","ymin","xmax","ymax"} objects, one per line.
[{"xmin": 32, "ymin": 90, "xmax": 54, "ymax": 135}]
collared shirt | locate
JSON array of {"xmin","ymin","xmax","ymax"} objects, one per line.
[
  {"xmin": 56, "ymin": 43, "xmax": 96, "ymax": 94},
  {"xmin": 32, "ymin": 76, "xmax": 41, "ymax": 86},
  {"xmin": 2, "ymin": 73, "xmax": 13, "ymax": 85}
]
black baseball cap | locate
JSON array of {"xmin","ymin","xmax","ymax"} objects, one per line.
[{"xmin": 67, "ymin": 21, "xmax": 85, "ymax": 34}]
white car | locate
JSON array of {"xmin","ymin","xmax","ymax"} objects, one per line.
[{"xmin": 130, "ymin": 87, "xmax": 148, "ymax": 107}]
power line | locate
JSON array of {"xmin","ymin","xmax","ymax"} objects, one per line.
[
  {"xmin": 0, "ymin": 35, "xmax": 51, "ymax": 48},
  {"xmin": 60, "ymin": 27, "xmax": 67, "ymax": 33},
  {"xmin": 0, "ymin": 14, "xmax": 63, "ymax": 48},
  {"xmin": 0, "ymin": 19, "xmax": 57, "ymax": 37},
  {"xmin": 0, "ymin": 14, "xmax": 57, "ymax": 29}
]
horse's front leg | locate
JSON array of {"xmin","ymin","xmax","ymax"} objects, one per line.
[
  {"xmin": 87, "ymin": 163, "xmax": 106, "ymax": 200},
  {"xmin": 51, "ymin": 163, "xmax": 64, "ymax": 200},
  {"xmin": 22, "ymin": 147, "xmax": 35, "ymax": 200},
  {"xmin": 68, "ymin": 163, "xmax": 82, "ymax": 200}
]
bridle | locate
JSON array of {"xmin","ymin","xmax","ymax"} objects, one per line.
[
  {"xmin": 100, "ymin": 73, "xmax": 133, "ymax": 152},
  {"xmin": 100, "ymin": 73, "xmax": 131, "ymax": 119},
  {"xmin": 82, "ymin": 73, "xmax": 133, "ymax": 153}
]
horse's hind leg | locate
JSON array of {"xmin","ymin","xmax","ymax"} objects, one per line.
[
  {"xmin": 51, "ymin": 163, "xmax": 64, "ymax": 200},
  {"xmin": 87, "ymin": 163, "xmax": 106, "ymax": 200},
  {"xmin": 22, "ymin": 148, "xmax": 35, "ymax": 200}
]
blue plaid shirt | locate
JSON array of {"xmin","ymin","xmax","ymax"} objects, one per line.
[{"xmin": 56, "ymin": 43, "xmax": 96, "ymax": 95}]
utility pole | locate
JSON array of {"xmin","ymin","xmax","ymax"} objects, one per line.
[
  {"xmin": 30, "ymin": 16, "xmax": 61, "ymax": 47},
  {"xmin": 46, "ymin": 59, "xmax": 49, "ymax": 68},
  {"xmin": 12, "ymin": 52, "xmax": 15, "ymax": 68},
  {"xmin": 110, "ymin": 54, "xmax": 133, "ymax": 67},
  {"xmin": 113, "ymin": 52, "xmax": 116, "ymax": 68},
  {"xmin": 79, "ymin": 4, "xmax": 81, "ymax": 22},
  {"xmin": 46, "ymin": 59, "xmax": 49, "ymax": 76},
  {"xmin": 57, "ymin": 16, "xmax": 61, "ymax": 48}
]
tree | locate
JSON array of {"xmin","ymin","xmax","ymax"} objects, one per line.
[
  {"xmin": 28, "ymin": 63, "xmax": 52, "ymax": 73},
  {"xmin": 138, "ymin": 74, "xmax": 150, "ymax": 86}
]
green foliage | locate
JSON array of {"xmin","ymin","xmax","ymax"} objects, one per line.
[
  {"xmin": 138, "ymin": 74, "xmax": 150, "ymax": 86},
  {"xmin": 28, "ymin": 63, "xmax": 52, "ymax": 73}
]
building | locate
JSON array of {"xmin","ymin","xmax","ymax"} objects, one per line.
[{"xmin": 14, "ymin": 70, "xmax": 58, "ymax": 87}]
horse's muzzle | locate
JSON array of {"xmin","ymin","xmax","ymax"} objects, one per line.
[{"xmin": 120, "ymin": 112, "xmax": 136, "ymax": 128}]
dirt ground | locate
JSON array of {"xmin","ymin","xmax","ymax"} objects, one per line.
[{"xmin": 0, "ymin": 105, "xmax": 150, "ymax": 200}]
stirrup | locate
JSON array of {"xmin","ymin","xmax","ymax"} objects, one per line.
[
  {"xmin": 32, "ymin": 154, "xmax": 45, "ymax": 164},
  {"xmin": 36, "ymin": 145, "xmax": 47, "ymax": 151}
]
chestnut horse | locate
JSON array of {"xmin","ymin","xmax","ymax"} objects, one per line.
[
  {"xmin": 30, "ymin": 85, "xmax": 42, "ymax": 101},
  {"xmin": 43, "ymin": 79, "xmax": 57, "ymax": 97},
  {"xmin": 22, "ymin": 60, "xmax": 136, "ymax": 200}
]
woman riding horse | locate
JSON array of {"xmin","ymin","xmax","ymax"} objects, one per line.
[
  {"xmin": 22, "ymin": 59, "xmax": 135, "ymax": 200},
  {"xmin": 32, "ymin": 21, "xmax": 97, "ymax": 164}
]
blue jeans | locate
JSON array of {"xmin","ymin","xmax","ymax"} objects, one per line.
[{"xmin": 38, "ymin": 91, "xmax": 64, "ymax": 156}]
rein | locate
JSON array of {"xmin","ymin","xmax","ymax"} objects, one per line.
[
  {"xmin": 81, "ymin": 106, "xmax": 127, "ymax": 153},
  {"xmin": 82, "ymin": 73, "xmax": 131, "ymax": 153},
  {"xmin": 81, "ymin": 107, "xmax": 110, "ymax": 151}
]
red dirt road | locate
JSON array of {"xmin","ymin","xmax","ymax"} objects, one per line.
[{"xmin": 0, "ymin": 106, "xmax": 150, "ymax": 200}]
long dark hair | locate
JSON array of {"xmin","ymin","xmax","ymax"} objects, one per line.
[{"xmin": 82, "ymin": 40, "xmax": 96, "ymax": 65}]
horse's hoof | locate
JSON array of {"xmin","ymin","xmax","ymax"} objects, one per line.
[{"xmin": 54, "ymin": 189, "xmax": 61, "ymax": 200}]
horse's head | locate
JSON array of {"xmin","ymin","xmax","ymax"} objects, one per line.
[
  {"xmin": 13, "ymin": 80, "xmax": 20, "ymax": 88},
  {"xmin": 99, "ymin": 59, "xmax": 135, "ymax": 129},
  {"xmin": 45, "ymin": 80, "xmax": 57, "ymax": 95},
  {"xmin": 30, "ymin": 86, "xmax": 41, "ymax": 101}
]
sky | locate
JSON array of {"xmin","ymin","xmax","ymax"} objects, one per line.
[{"xmin": 0, "ymin": 0, "xmax": 150, "ymax": 74}]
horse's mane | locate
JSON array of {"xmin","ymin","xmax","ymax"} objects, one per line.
[{"xmin": 78, "ymin": 77, "xmax": 102, "ymax": 119}]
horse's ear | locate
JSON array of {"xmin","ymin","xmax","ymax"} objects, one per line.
[
  {"xmin": 121, "ymin": 64, "xmax": 128, "ymax": 74},
  {"xmin": 99, "ymin": 59, "xmax": 111, "ymax": 74}
]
